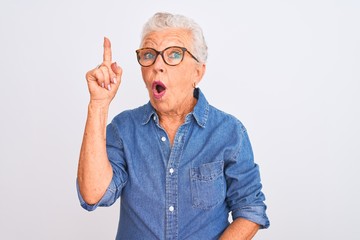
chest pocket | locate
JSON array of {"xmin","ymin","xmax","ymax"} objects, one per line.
[{"xmin": 190, "ymin": 161, "xmax": 226, "ymax": 210}]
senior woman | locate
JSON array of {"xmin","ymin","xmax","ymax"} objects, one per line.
[{"xmin": 77, "ymin": 12, "xmax": 269, "ymax": 239}]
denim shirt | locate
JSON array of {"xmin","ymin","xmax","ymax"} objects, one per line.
[{"xmin": 77, "ymin": 88, "xmax": 269, "ymax": 240}]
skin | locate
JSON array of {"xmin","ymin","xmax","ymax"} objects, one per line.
[
  {"xmin": 220, "ymin": 218, "xmax": 259, "ymax": 240},
  {"xmin": 77, "ymin": 37, "xmax": 122, "ymax": 204},
  {"xmin": 77, "ymin": 30, "xmax": 259, "ymax": 239},
  {"xmin": 140, "ymin": 29, "xmax": 205, "ymax": 144}
]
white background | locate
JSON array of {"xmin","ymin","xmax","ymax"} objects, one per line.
[{"xmin": 0, "ymin": 0, "xmax": 359, "ymax": 239}]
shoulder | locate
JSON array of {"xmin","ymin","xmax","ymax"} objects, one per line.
[
  {"xmin": 207, "ymin": 104, "xmax": 247, "ymax": 133},
  {"xmin": 195, "ymin": 88, "xmax": 246, "ymax": 133},
  {"xmin": 110, "ymin": 103, "xmax": 149, "ymax": 128}
]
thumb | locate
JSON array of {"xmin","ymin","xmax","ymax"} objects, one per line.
[
  {"xmin": 110, "ymin": 62, "xmax": 122, "ymax": 91},
  {"xmin": 111, "ymin": 62, "xmax": 122, "ymax": 77}
]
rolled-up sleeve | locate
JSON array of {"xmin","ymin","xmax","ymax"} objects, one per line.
[
  {"xmin": 76, "ymin": 179, "xmax": 120, "ymax": 211},
  {"xmin": 76, "ymin": 122, "xmax": 128, "ymax": 211},
  {"xmin": 225, "ymin": 125, "xmax": 270, "ymax": 229}
]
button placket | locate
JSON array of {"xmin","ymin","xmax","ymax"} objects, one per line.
[{"xmin": 164, "ymin": 120, "xmax": 191, "ymax": 239}]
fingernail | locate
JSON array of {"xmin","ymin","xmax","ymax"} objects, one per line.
[
  {"xmin": 113, "ymin": 77, "xmax": 117, "ymax": 84},
  {"xmin": 101, "ymin": 82, "xmax": 105, "ymax": 88},
  {"xmin": 108, "ymin": 84, "xmax": 111, "ymax": 91}
]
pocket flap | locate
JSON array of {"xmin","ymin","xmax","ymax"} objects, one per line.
[{"xmin": 191, "ymin": 161, "xmax": 224, "ymax": 181}]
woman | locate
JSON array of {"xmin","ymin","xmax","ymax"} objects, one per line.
[{"xmin": 77, "ymin": 12, "xmax": 269, "ymax": 239}]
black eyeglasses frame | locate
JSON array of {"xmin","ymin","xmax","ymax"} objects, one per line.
[{"xmin": 135, "ymin": 46, "xmax": 199, "ymax": 67}]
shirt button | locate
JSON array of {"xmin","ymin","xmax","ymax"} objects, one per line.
[
  {"xmin": 169, "ymin": 206, "xmax": 174, "ymax": 212},
  {"xmin": 161, "ymin": 136, "xmax": 166, "ymax": 142},
  {"xmin": 153, "ymin": 116, "xmax": 156, "ymax": 121},
  {"xmin": 169, "ymin": 168, "xmax": 174, "ymax": 174}
]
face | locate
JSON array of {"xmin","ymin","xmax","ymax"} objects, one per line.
[{"xmin": 140, "ymin": 28, "xmax": 206, "ymax": 116}]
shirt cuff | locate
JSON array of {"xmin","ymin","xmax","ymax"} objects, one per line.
[
  {"xmin": 76, "ymin": 179, "xmax": 117, "ymax": 211},
  {"xmin": 232, "ymin": 205, "xmax": 270, "ymax": 229}
]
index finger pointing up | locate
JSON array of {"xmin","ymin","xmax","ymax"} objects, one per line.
[{"xmin": 103, "ymin": 37, "xmax": 112, "ymax": 62}]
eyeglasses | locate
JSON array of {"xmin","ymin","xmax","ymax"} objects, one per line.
[{"xmin": 136, "ymin": 46, "xmax": 199, "ymax": 67}]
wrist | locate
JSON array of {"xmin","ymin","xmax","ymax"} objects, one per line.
[
  {"xmin": 88, "ymin": 100, "xmax": 110, "ymax": 110},
  {"xmin": 87, "ymin": 101, "xmax": 110, "ymax": 120}
]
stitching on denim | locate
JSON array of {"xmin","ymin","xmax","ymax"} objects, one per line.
[
  {"xmin": 109, "ymin": 122, "xmax": 123, "ymax": 149},
  {"xmin": 230, "ymin": 120, "xmax": 248, "ymax": 161}
]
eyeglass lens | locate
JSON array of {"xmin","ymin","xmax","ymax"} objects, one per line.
[{"xmin": 137, "ymin": 47, "xmax": 185, "ymax": 66}]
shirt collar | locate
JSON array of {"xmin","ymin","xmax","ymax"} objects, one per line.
[
  {"xmin": 191, "ymin": 88, "xmax": 209, "ymax": 128},
  {"xmin": 142, "ymin": 102, "xmax": 157, "ymax": 125},
  {"xmin": 142, "ymin": 88, "xmax": 209, "ymax": 128}
]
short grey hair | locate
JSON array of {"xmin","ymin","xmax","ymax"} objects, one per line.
[{"xmin": 140, "ymin": 12, "xmax": 208, "ymax": 63}]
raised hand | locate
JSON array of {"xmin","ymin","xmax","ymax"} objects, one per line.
[{"xmin": 85, "ymin": 37, "xmax": 122, "ymax": 105}]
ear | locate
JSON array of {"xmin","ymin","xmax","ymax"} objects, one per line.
[{"xmin": 194, "ymin": 63, "xmax": 206, "ymax": 85}]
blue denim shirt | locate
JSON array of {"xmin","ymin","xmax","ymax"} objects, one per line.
[{"xmin": 77, "ymin": 88, "xmax": 269, "ymax": 239}]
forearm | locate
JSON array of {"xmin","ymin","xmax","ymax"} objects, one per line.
[
  {"xmin": 220, "ymin": 218, "xmax": 259, "ymax": 240},
  {"xmin": 77, "ymin": 102, "xmax": 113, "ymax": 205}
]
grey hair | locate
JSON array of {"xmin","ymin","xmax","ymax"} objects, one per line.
[{"xmin": 140, "ymin": 12, "xmax": 208, "ymax": 63}]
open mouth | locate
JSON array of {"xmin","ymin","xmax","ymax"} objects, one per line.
[{"xmin": 152, "ymin": 81, "xmax": 167, "ymax": 99}]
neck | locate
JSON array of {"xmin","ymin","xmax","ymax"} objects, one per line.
[
  {"xmin": 157, "ymin": 96, "xmax": 197, "ymax": 145},
  {"xmin": 157, "ymin": 95, "xmax": 197, "ymax": 123}
]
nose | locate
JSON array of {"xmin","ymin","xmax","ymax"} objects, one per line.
[{"xmin": 152, "ymin": 53, "xmax": 166, "ymax": 73}]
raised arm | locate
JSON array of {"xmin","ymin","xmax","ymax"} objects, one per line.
[{"xmin": 77, "ymin": 37, "xmax": 122, "ymax": 205}]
